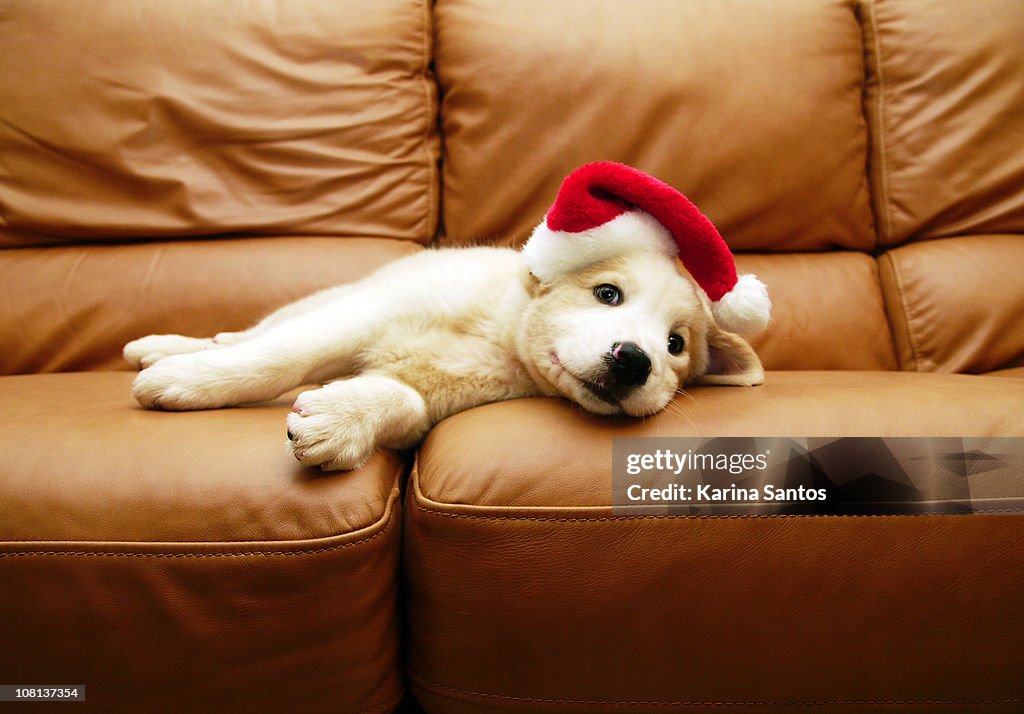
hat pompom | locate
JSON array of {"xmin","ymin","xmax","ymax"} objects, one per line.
[{"xmin": 712, "ymin": 273, "xmax": 772, "ymax": 335}]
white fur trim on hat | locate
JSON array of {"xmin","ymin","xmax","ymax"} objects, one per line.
[
  {"xmin": 522, "ymin": 210, "xmax": 676, "ymax": 283},
  {"xmin": 712, "ymin": 273, "xmax": 772, "ymax": 335}
]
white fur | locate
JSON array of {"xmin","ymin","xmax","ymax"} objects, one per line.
[
  {"xmin": 713, "ymin": 273, "xmax": 772, "ymax": 336},
  {"xmin": 123, "ymin": 334, "xmax": 214, "ymax": 369},
  {"xmin": 126, "ymin": 247, "xmax": 765, "ymax": 471},
  {"xmin": 522, "ymin": 210, "xmax": 676, "ymax": 283},
  {"xmin": 287, "ymin": 376, "xmax": 429, "ymax": 471}
]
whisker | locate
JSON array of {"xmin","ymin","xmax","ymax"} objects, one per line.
[
  {"xmin": 673, "ymin": 387, "xmax": 698, "ymax": 405},
  {"xmin": 661, "ymin": 399, "xmax": 698, "ymax": 431}
]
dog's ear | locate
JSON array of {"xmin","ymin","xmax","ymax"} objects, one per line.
[
  {"xmin": 693, "ymin": 326, "xmax": 765, "ymax": 387},
  {"xmin": 525, "ymin": 270, "xmax": 547, "ymax": 298}
]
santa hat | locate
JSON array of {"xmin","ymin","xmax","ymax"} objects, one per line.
[{"xmin": 522, "ymin": 161, "xmax": 771, "ymax": 335}]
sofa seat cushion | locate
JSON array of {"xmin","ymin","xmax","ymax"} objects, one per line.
[
  {"xmin": 405, "ymin": 371, "xmax": 1024, "ymax": 712},
  {"xmin": 416, "ymin": 371, "xmax": 1024, "ymax": 509},
  {"xmin": 0, "ymin": 371, "xmax": 405, "ymax": 713}
]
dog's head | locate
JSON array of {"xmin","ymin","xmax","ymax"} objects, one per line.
[
  {"xmin": 516, "ymin": 162, "xmax": 771, "ymax": 416},
  {"xmin": 518, "ymin": 250, "xmax": 764, "ymax": 417}
]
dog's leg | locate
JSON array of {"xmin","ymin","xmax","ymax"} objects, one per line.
[
  {"xmin": 285, "ymin": 375, "xmax": 430, "ymax": 471},
  {"xmin": 129, "ymin": 297, "xmax": 382, "ymax": 410},
  {"xmin": 129, "ymin": 345, "xmax": 287, "ymax": 410},
  {"xmin": 123, "ymin": 324, "xmax": 275, "ymax": 369},
  {"xmin": 125, "ymin": 277, "xmax": 369, "ymax": 370},
  {"xmin": 123, "ymin": 334, "xmax": 215, "ymax": 369}
]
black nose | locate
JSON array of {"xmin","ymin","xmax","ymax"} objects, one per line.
[{"xmin": 608, "ymin": 341, "xmax": 651, "ymax": 388}]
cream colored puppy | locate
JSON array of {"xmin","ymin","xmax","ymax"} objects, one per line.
[
  {"xmin": 126, "ymin": 163, "xmax": 772, "ymax": 471},
  {"xmin": 125, "ymin": 246, "xmax": 764, "ymax": 471}
]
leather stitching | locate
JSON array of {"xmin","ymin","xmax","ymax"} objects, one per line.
[
  {"xmin": 0, "ymin": 490, "xmax": 399, "ymax": 558},
  {"xmin": 411, "ymin": 495, "xmax": 1024, "ymax": 520}
]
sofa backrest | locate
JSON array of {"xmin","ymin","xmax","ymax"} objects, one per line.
[{"xmin": 0, "ymin": 0, "xmax": 1021, "ymax": 376}]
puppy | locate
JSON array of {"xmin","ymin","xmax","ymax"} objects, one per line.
[{"xmin": 125, "ymin": 162, "xmax": 771, "ymax": 471}]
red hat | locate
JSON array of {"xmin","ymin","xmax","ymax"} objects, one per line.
[{"xmin": 522, "ymin": 161, "xmax": 771, "ymax": 335}]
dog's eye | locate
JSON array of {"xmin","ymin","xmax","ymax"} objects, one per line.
[
  {"xmin": 668, "ymin": 333, "xmax": 685, "ymax": 355},
  {"xmin": 594, "ymin": 284, "xmax": 622, "ymax": 306}
]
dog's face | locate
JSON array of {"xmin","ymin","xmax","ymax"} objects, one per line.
[{"xmin": 518, "ymin": 251, "xmax": 764, "ymax": 417}]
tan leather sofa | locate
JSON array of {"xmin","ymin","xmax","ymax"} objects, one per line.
[{"xmin": 1, "ymin": 1, "xmax": 1022, "ymax": 712}]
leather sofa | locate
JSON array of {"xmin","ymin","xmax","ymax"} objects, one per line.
[{"xmin": 1, "ymin": 1, "xmax": 1022, "ymax": 712}]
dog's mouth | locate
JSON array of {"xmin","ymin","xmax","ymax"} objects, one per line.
[
  {"xmin": 551, "ymin": 353, "xmax": 621, "ymax": 410},
  {"xmin": 579, "ymin": 377, "xmax": 619, "ymax": 407}
]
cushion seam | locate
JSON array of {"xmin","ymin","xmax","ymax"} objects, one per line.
[
  {"xmin": 864, "ymin": 0, "xmax": 895, "ymax": 244},
  {"xmin": 877, "ymin": 252, "xmax": 917, "ymax": 370},
  {"xmin": 0, "ymin": 486, "xmax": 399, "ymax": 558},
  {"xmin": 885, "ymin": 251, "xmax": 926, "ymax": 371},
  {"xmin": 417, "ymin": 0, "xmax": 438, "ymax": 244},
  {"xmin": 873, "ymin": 253, "xmax": 903, "ymax": 370},
  {"xmin": 411, "ymin": 486, "xmax": 1024, "ymax": 521}
]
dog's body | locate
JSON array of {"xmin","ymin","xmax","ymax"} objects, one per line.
[{"xmin": 126, "ymin": 246, "xmax": 764, "ymax": 471}]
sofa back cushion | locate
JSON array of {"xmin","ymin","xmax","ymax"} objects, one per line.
[
  {"xmin": 434, "ymin": 0, "xmax": 875, "ymax": 254},
  {"xmin": 863, "ymin": 0, "xmax": 1024, "ymax": 247},
  {"xmin": 0, "ymin": 0, "xmax": 438, "ymax": 245},
  {"xmin": 0, "ymin": 238, "xmax": 423, "ymax": 374}
]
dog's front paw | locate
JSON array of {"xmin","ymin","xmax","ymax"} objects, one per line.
[
  {"xmin": 286, "ymin": 384, "xmax": 378, "ymax": 471},
  {"xmin": 131, "ymin": 354, "xmax": 217, "ymax": 410},
  {"xmin": 124, "ymin": 334, "xmax": 212, "ymax": 370}
]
